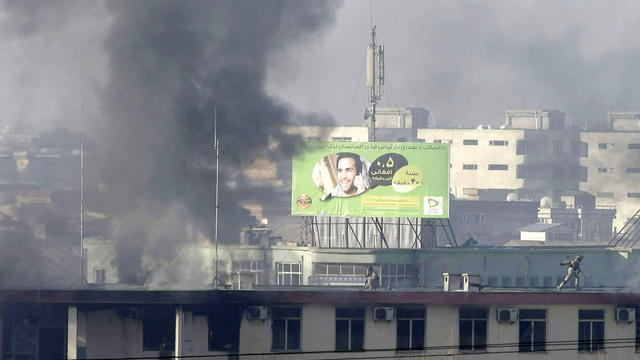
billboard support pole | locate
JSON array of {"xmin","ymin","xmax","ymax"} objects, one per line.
[
  {"xmin": 407, "ymin": 218, "xmax": 423, "ymax": 249},
  {"xmin": 347, "ymin": 220, "xmax": 363, "ymax": 248},
  {"xmin": 344, "ymin": 218, "xmax": 349, "ymax": 248},
  {"xmin": 371, "ymin": 217, "xmax": 389, "ymax": 248}
]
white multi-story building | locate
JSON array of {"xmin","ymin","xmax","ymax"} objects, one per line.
[
  {"xmin": 580, "ymin": 113, "xmax": 640, "ymax": 232},
  {"xmin": 4, "ymin": 287, "xmax": 640, "ymax": 359}
]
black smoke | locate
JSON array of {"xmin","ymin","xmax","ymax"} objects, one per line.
[{"xmin": 98, "ymin": 1, "xmax": 339, "ymax": 284}]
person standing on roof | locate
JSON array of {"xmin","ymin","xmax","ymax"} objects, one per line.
[{"xmin": 557, "ymin": 254, "xmax": 584, "ymax": 291}]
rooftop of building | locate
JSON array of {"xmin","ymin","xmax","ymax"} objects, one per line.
[{"xmin": 3, "ymin": 287, "xmax": 640, "ymax": 306}]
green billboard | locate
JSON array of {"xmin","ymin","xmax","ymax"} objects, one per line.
[{"xmin": 291, "ymin": 142, "xmax": 449, "ymax": 218}]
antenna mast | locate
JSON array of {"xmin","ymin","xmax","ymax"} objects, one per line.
[
  {"xmin": 213, "ymin": 107, "xmax": 221, "ymax": 287},
  {"xmin": 366, "ymin": 25, "xmax": 384, "ymax": 142},
  {"xmin": 80, "ymin": 142, "xmax": 85, "ymax": 284}
]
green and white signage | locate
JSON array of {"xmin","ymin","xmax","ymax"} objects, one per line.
[{"xmin": 291, "ymin": 142, "xmax": 450, "ymax": 218}]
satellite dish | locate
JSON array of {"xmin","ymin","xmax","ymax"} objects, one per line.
[
  {"xmin": 506, "ymin": 192, "xmax": 517, "ymax": 201},
  {"xmin": 363, "ymin": 107, "xmax": 371, "ymax": 120},
  {"xmin": 540, "ymin": 196, "xmax": 552, "ymax": 208}
]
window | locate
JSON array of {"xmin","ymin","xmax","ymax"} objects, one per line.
[
  {"xmin": 516, "ymin": 164, "xmax": 528, "ymax": 179},
  {"xmin": 462, "ymin": 164, "xmax": 478, "ymax": 170},
  {"xmin": 571, "ymin": 141, "xmax": 586, "ymax": 156},
  {"xmin": 489, "ymin": 140, "xmax": 508, "ymax": 146},
  {"xmin": 277, "ymin": 263, "xmax": 301, "ymax": 286},
  {"xmin": 459, "ymin": 309, "xmax": 487, "ymax": 351},
  {"xmin": 336, "ymin": 308, "xmax": 364, "ymax": 351},
  {"xmin": 635, "ymin": 307, "xmax": 640, "ymax": 351},
  {"xmin": 314, "ymin": 263, "xmax": 368, "ymax": 276},
  {"xmin": 487, "ymin": 277, "xmax": 498, "ymax": 287},
  {"xmin": 272, "ymin": 307, "xmax": 301, "ymax": 351},
  {"xmin": 597, "ymin": 192, "xmax": 614, "ymax": 198},
  {"xmin": 628, "ymin": 193, "xmax": 640, "ymax": 198},
  {"xmin": 628, "ymin": 168, "xmax": 640, "ymax": 173},
  {"xmin": 598, "ymin": 143, "xmax": 608, "ymax": 149},
  {"xmin": 519, "ymin": 309, "xmax": 546, "ymax": 352},
  {"xmin": 528, "ymin": 277, "xmax": 539, "ymax": 288},
  {"xmin": 209, "ymin": 306, "xmax": 241, "ymax": 352},
  {"xmin": 516, "ymin": 140, "xmax": 529, "ymax": 155},
  {"xmin": 501, "ymin": 277, "xmax": 511, "ymax": 287},
  {"xmin": 553, "ymin": 141, "xmax": 563, "ymax": 155},
  {"xmin": 472, "ymin": 213, "xmax": 485, "ymax": 223},
  {"xmin": 629, "ymin": 143, "xmax": 640, "ymax": 149},
  {"xmin": 488, "ymin": 164, "xmax": 508, "ymax": 170},
  {"xmin": 433, "ymin": 139, "xmax": 443, "ymax": 143},
  {"xmin": 543, "ymin": 276, "xmax": 553, "ymax": 288},
  {"xmin": 381, "ymin": 264, "xmax": 414, "ymax": 288},
  {"xmin": 515, "ymin": 277, "xmax": 525, "ymax": 287},
  {"xmin": 578, "ymin": 310, "xmax": 604, "ymax": 352},
  {"xmin": 143, "ymin": 306, "xmax": 175, "ymax": 351},
  {"xmin": 332, "ymin": 137, "xmax": 352, "ymax": 142},
  {"xmin": 597, "ymin": 168, "xmax": 608, "ymax": 173},
  {"xmin": 397, "ymin": 308, "xmax": 425, "ymax": 350},
  {"xmin": 94, "ymin": 268, "xmax": 106, "ymax": 284},
  {"xmin": 463, "ymin": 139, "xmax": 478, "ymax": 145},
  {"xmin": 231, "ymin": 261, "xmax": 265, "ymax": 289}
]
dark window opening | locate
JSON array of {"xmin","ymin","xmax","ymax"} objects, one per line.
[
  {"xmin": 578, "ymin": 309, "xmax": 604, "ymax": 352},
  {"xmin": 463, "ymin": 139, "xmax": 478, "ymax": 145},
  {"xmin": 397, "ymin": 308, "xmax": 425, "ymax": 350},
  {"xmin": 272, "ymin": 307, "xmax": 301, "ymax": 351},
  {"xmin": 336, "ymin": 308, "xmax": 365, "ymax": 351},
  {"xmin": 459, "ymin": 309, "xmax": 487, "ymax": 351},
  {"xmin": 143, "ymin": 306, "xmax": 175, "ymax": 351},
  {"xmin": 488, "ymin": 164, "xmax": 508, "ymax": 171},
  {"xmin": 208, "ymin": 305, "xmax": 241, "ymax": 352},
  {"xmin": 519, "ymin": 309, "xmax": 546, "ymax": 352}
]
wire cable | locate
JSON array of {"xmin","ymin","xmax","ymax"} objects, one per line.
[{"xmin": 67, "ymin": 337, "xmax": 640, "ymax": 360}]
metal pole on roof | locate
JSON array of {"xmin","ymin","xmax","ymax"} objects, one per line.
[
  {"xmin": 213, "ymin": 107, "xmax": 221, "ymax": 287},
  {"xmin": 80, "ymin": 142, "xmax": 85, "ymax": 284}
]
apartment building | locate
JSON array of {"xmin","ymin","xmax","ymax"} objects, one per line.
[
  {"xmin": 580, "ymin": 114, "xmax": 640, "ymax": 231},
  {"xmin": 4, "ymin": 288, "xmax": 640, "ymax": 359}
]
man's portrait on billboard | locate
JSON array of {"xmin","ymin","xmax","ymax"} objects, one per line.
[{"xmin": 312, "ymin": 152, "xmax": 370, "ymax": 200}]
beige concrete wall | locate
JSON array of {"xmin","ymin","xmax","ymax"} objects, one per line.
[
  {"xmin": 84, "ymin": 309, "xmax": 149, "ymax": 359},
  {"xmin": 78, "ymin": 303, "xmax": 640, "ymax": 360},
  {"xmin": 581, "ymin": 131, "xmax": 640, "ymax": 230},
  {"xmin": 417, "ymin": 128, "xmax": 526, "ymax": 195}
]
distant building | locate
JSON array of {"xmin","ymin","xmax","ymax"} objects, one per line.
[{"xmin": 580, "ymin": 114, "xmax": 640, "ymax": 231}]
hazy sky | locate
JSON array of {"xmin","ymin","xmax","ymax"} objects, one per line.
[
  {"xmin": 3, "ymin": 1, "xmax": 640, "ymax": 132},
  {"xmin": 267, "ymin": 0, "xmax": 640, "ymax": 128}
]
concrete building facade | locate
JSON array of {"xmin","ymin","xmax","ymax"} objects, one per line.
[{"xmin": 4, "ymin": 289, "xmax": 640, "ymax": 359}]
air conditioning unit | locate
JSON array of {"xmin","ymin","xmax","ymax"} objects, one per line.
[
  {"xmin": 373, "ymin": 307, "xmax": 394, "ymax": 321},
  {"xmin": 247, "ymin": 306, "xmax": 268, "ymax": 321},
  {"xmin": 616, "ymin": 308, "xmax": 636, "ymax": 322},
  {"xmin": 497, "ymin": 308, "xmax": 519, "ymax": 323}
]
